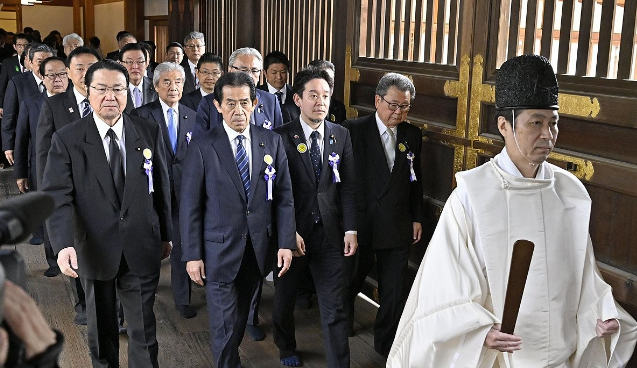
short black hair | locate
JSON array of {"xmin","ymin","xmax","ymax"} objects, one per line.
[
  {"xmin": 293, "ymin": 68, "xmax": 333, "ymax": 96},
  {"xmin": 197, "ymin": 53, "xmax": 223, "ymax": 69},
  {"xmin": 166, "ymin": 42, "xmax": 184, "ymax": 54},
  {"xmin": 214, "ymin": 72, "xmax": 256, "ymax": 104},
  {"xmin": 39, "ymin": 56, "xmax": 67, "ymax": 77},
  {"xmin": 85, "ymin": 60, "xmax": 129, "ymax": 96},
  {"xmin": 116, "ymin": 31, "xmax": 133, "ymax": 42},
  {"xmin": 13, "ymin": 33, "xmax": 29, "ymax": 44},
  {"xmin": 139, "ymin": 42, "xmax": 152, "ymax": 60},
  {"xmin": 23, "ymin": 27, "xmax": 34, "ymax": 33},
  {"xmin": 89, "ymin": 36, "xmax": 100, "ymax": 48},
  {"xmin": 119, "ymin": 43, "xmax": 145, "ymax": 61},
  {"xmin": 263, "ymin": 51, "xmax": 290, "ymax": 71},
  {"xmin": 307, "ymin": 59, "xmax": 335, "ymax": 73},
  {"xmin": 67, "ymin": 46, "xmax": 101, "ymax": 64},
  {"xmin": 142, "ymin": 40, "xmax": 156, "ymax": 50}
]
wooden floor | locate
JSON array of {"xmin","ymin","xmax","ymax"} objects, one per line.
[{"xmin": 1, "ymin": 170, "xmax": 386, "ymax": 368}]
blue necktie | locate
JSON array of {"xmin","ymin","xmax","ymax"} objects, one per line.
[
  {"xmin": 167, "ymin": 108, "xmax": 177, "ymax": 153},
  {"xmin": 275, "ymin": 91, "xmax": 283, "ymax": 105},
  {"xmin": 133, "ymin": 87, "xmax": 142, "ymax": 108},
  {"xmin": 236, "ymin": 135, "xmax": 250, "ymax": 200},
  {"xmin": 81, "ymin": 98, "xmax": 92, "ymax": 118},
  {"xmin": 310, "ymin": 131, "xmax": 321, "ymax": 184}
]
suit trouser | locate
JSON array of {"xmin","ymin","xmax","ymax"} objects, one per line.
[
  {"xmin": 27, "ymin": 165, "xmax": 56, "ymax": 267},
  {"xmin": 273, "ymin": 222, "xmax": 350, "ymax": 368},
  {"xmin": 206, "ymin": 240, "xmax": 261, "ymax": 368},
  {"xmin": 170, "ymin": 210, "xmax": 191, "ymax": 306},
  {"xmin": 82, "ymin": 255, "xmax": 160, "ymax": 368},
  {"xmin": 346, "ymin": 244, "xmax": 410, "ymax": 357}
]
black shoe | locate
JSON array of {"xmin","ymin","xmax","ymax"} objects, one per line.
[
  {"xmin": 29, "ymin": 236, "xmax": 43, "ymax": 245},
  {"xmin": 74, "ymin": 311, "xmax": 87, "ymax": 325},
  {"xmin": 43, "ymin": 266, "xmax": 61, "ymax": 277},
  {"xmin": 175, "ymin": 304, "xmax": 197, "ymax": 319},
  {"xmin": 245, "ymin": 324, "xmax": 265, "ymax": 341}
]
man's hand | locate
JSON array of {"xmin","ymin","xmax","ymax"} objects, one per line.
[
  {"xmin": 484, "ymin": 324, "xmax": 522, "ymax": 353},
  {"xmin": 277, "ymin": 248, "xmax": 293, "ymax": 277},
  {"xmin": 292, "ymin": 232, "xmax": 305, "ymax": 257},
  {"xmin": 0, "ymin": 108, "xmax": 4, "ymax": 119},
  {"xmin": 344, "ymin": 233, "xmax": 357, "ymax": 256},
  {"xmin": 161, "ymin": 241, "xmax": 172, "ymax": 260},
  {"xmin": 16, "ymin": 178, "xmax": 28, "ymax": 193},
  {"xmin": 57, "ymin": 247, "xmax": 78, "ymax": 278},
  {"xmin": 3, "ymin": 281, "xmax": 57, "ymax": 361},
  {"xmin": 186, "ymin": 260, "xmax": 206, "ymax": 286},
  {"xmin": 412, "ymin": 222, "xmax": 422, "ymax": 244},
  {"xmin": 4, "ymin": 150, "xmax": 13, "ymax": 165},
  {"xmin": 596, "ymin": 318, "xmax": 619, "ymax": 337}
]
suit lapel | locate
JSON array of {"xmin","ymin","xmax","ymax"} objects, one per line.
[
  {"xmin": 289, "ymin": 121, "xmax": 315, "ymax": 185},
  {"xmin": 64, "ymin": 90, "xmax": 81, "ymax": 122},
  {"xmin": 121, "ymin": 116, "xmax": 141, "ymax": 215},
  {"xmin": 211, "ymin": 128, "xmax": 247, "ymax": 202},
  {"xmin": 248, "ymin": 128, "xmax": 265, "ymax": 206},
  {"xmin": 384, "ymin": 123, "xmax": 408, "ymax": 190},
  {"xmin": 319, "ymin": 122, "xmax": 333, "ymax": 187},
  {"xmin": 150, "ymin": 102, "xmax": 173, "ymax": 158},
  {"xmin": 82, "ymin": 117, "xmax": 119, "ymax": 210},
  {"xmin": 365, "ymin": 116, "xmax": 391, "ymax": 185}
]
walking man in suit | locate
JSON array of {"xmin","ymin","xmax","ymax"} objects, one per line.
[
  {"xmin": 180, "ymin": 32, "xmax": 205, "ymax": 94},
  {"xmin": 272, "ymin": 68, "xmax": 357, "ymax": 368},
  {"xmin": 180, "ymin": 72, "xmax": 296, "ymax": 368},
  {"xmin": 105, "ymin": 31, "xmax": 136, "ymax": 61},
  {"xmin": 165, "ymin": 42, "xmax": 184, "ymax": 64},
  {"xmin": 258, "ymin": 51, "xmax": 299, "ymax": 124},
  {"xmin": 131, "ymin": 62, "xmax": 197, "ymax": 319},
  {"xmin": 343, "ymin": 73, "xmax": 423, "ymax": 358},
  {"xmin": 119, "ymin": 43, "xmax": 157, "ymax": 112},
  {"xmin": 14, "ymin": 56, "xmax": 68, "ymax": 277},
  {"xmin": 307, "ymin": 60, "xmax": 347, "ymax": 125},
  {"xmin": 180, "ymin": 52, "xmax": 222, "ymax": 112},
  {"xmin": 0, "ymin": 33, "xmax": 29, "ymax": 119},
  {"xmin": 42, "ymin": 60, "xmax": 172, "ymax": 368},
  {"xmin": 36, "ymin": 47, "xmax": 100, "ymax": 325}
]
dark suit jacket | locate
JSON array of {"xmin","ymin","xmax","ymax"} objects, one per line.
[
  {"xmin": 0, "ymin": 56, "xmax": 22, "ymax": 109},
  {"xmin": 125, "ymin": 76, "xmax": 158, "ymax": 113},
  {"xmin": 343, "ymin": 114, "xmax": 424, "ymax": 249},
  {"xmin": 329, "ymin": 98, "xmax": 347, "ymax": 125},
  {"xmin": 180, "ymin": 88, "xmax": 203, "ymax": 112},
  {"xmin": 105, "ymin": 50, "xmax": 120, "ymax": 61},
  {"xmin": 274, "ymin": 118, "xmax": 356, "ymax": 246},
  {"xmin": 36, "ymin": 88, "xmax": 82, "ymax": 184},
  {"xmin": 131, "ymin": 100, "xmax": 196, "ymax": 208},
  {"xmin": 180, "ymin": 58, "xmax": 197, "ymax": 94},
  {"xmin": 41, "ymin": 114, "xmax": 172, "ymax": 280},
  {"xmin": 257, "ymin": 84, "xmax": 299, "ymax": 125},
  {"xmin": 195, "ymin": 90, "xmax": 283, "ymax": 136},
  {"xmin": 2, "ymin": 72, "xmax": 39, "ymax": 150},
  {"xmin": 14, "ymin": 91, "xmax": 46, "ymax": 181},
  {"xmin": 180, "ymin": 124, "xmax": 296, "ymax": 282}
]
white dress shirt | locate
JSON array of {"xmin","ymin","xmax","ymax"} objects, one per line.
[
  {"xmin": 159, "ymin": 99, "xmax": 179, "ymax": 130},
  {"xmin": 266, "ymin": 82, "xmax": 286, "ymax": 102},
  {"xmin": 129, "ymin": 79, "xmax": 144, "ymax": 108},
  {"xmin": 300, "ymin": 116, "xmax": 325, "ymax": 157},
  {"xmin": 93, "ymin": 113, "xmax": 126, "ymax": 176},
  {"xmin": 223, "ymin": 121, "xmax": 252, "ymax": 177},
  {"xmin": 73, "ymin": 86, "xmax": 88, "ymax": 113},
  {"xmin": 375, "ymin": 112, "xmax": 397, "ymax": 145}
]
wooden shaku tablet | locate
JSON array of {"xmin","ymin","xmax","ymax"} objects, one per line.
[{"xmin": 500, "ymin": 239, "xmax": 535, "ymax": 335}]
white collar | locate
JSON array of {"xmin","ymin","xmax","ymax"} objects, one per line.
[
  {"xmin": 32, "ymin": 72, "xmax": 43, "ymax": 86},
  {"xmin": 496, "ymin": 148, "xmax": 548, "ymax": 179},
  {"xmin": 300, "ymin": 115, "xmax": 325, "ymax": 141},
  {"xmin": 73, "ymin": 86, "xmax": 88, "ymax": 105},
  {"xmin": 129, "ymin": 78, "xmax": 144, "ymax": 90},
  {"xmin": 93, "ymin": 112, "xmax": 124, "ymax": 140},
  {"xmin": 159, "ymin": 99, "xmax": 178, "ymax": 116},
  {"xmin": 266, "ymin": 82, "xmax": 285, "ymax": 95},
  {"xmin": 223, "ymin": 120, "xmax": 251, "ymax": 142},
  {"xmin": 199, "ymin": 88, "xmax": 210, "ymax": 97},
  {"xmin": 374, "ymin": 112, "xmax": 396, "ymax": 137}
]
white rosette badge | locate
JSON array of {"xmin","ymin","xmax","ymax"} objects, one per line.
[
  {"xmin": 406, "ymin": 151, "xmax": 417, "ymax": 182},
  {"xmin": 328, "ymin": 152, "xmax": 341, "ymax": 183},
  {"xmin": 263, "ymin": 154, "xmax": 276, "ymax": 200},
  {"xmin": 143, "ymin": 148, "xmax": 154, "ymax": 193}
]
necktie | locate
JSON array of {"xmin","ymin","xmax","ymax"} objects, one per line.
[
  {"xmin": 195, "ymin": 72, "xmax": 200, "ymax": 89},
  {"xmin": 383, "ymin": 128, "xmax": 396, "ymax": 171},
  {"xmin": 38, "ymin": 81, "xmax": 44, "ymax": 93},
  {"xmin": 274, "ymin": 91, "xmax": 283, "ymax": 105},
  {"xmin": 236, "ymin": 135, "xmax": 250, "ymax": 200},
  {"xmin": 133, "ymin": 87, "xmax": 142, "ymax": 108},
  {"xmin": 81, "ymin": 98, "xmax": 92, "ymax": 118},
  {"xmin": 106, "ymin": 129, "xmax": 125, "ymax": 204},
  {"xmin": 167, "ymin": 108, "xmax": 177, "ymax": 153},
  {"xmin": 310, "ymin": 131, "xmax": 322, "ymax": 184}
]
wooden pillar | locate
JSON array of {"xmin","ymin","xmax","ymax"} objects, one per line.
[
  {"xmin": 83, "ymin": 0, "xmax": 94, "ymax": 40},
  {"xmin": 124, "ymin": 0, "xmax": 145, "ymax": 40},
  {"xmin": 235, "ymin": 0, "xmax": 257, "ymax": 48},
  {"xmin": 73, "ymin": 0, "xmax": 82, "ymax": 36},
  {"xmin": 16, "ymin": 5, "xmax": 22, "ymax": 34},
  {"xmin": 169, "ymin": 0, "xmax": 195, "ymax": 45}
]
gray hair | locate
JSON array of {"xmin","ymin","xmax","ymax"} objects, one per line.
[
  {"xmin": 29, "ymin": 43, "xmax": 55, "ymax": 60},
  {"xmin": 62, "ymin": 33, "xmax": 83, "ymax": 47},
  {"xmin": 153, "ymin": 62, "xmax": 186, "ymax": 86},
  {"xmin": 183, "ymin": 31, "xmax": 204, "ymax": 45},
  {"xmin": 375, "ymin": 72, "xmax": 416, "ymax": 101},
  {"xmin": 228, "ymin": 47, "xmax": 262, "ymax": 69}
]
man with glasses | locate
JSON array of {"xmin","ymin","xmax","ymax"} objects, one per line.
[
  {"xmin": 119, "ymin": 42, "xmax": 157, "ymax": 111},
  {"xmin": 342, "ymin": 73, "xmax": 423, "ymax": 358},
  {"xmin": 195, "ymin": 47, "xmax": 283, "ymax": 138},
  {"xmin": 180, "ymin": 31, "xmax": 205, "ymax": 93},
  {"xmin": 180, "ymin": 52, "xmax": 222, "ymax": 112},
  {"xmin": 42, "ymin": 60, "xmax": 172, "ymax": 368},
  {"xmin": 0, "ymin": 33, "xmax": 29, "ymax": 120}
]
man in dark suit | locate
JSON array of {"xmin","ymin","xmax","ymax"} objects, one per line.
[
  {"xmin": 165, "ymin": 42, "xmax": 184, "ymax": 64},
  {"xmin": 119, "ymin": 43, "xmax": 157, "ymax": 112},
  {"xmin": 258, "ymin": 51, "xmax": 299, "ymax": 125},
  {"xmin": 36, "ymin": 46, "xmax": 101, "ymax": 325},
  {"xmin": 0, "ymin": 33, "xmax": 29, "ymax": 119},
  {"xmin": 14, "ymin": 56, "xmax": 68, "ymax": 276},
  {"xmin": 180, "ymin": 72, "xmax": 296, "ymax": 368},
  {"xmin": 307, "ymin": 60, "xmax": 347, "ymax": 125},
  {"xmin": 180, "ymin": 32, "xmax": 205, "ymax": 94},
  {"xmin": 2, "ymin": 43, "xmax": 53, "ymax": 165},
  {"xmin": 180, "ymin": 52, "xmax": 222, "ymax": 112},
  {"xmin": 42, "ymin": 60, "xmax": 172, "ymax": 368},
  {"xmin": 105, "ymin": 31, "xmax": 136, "ymax": 61},
  {"xmin": 195, "ymin": 47, "xmax": 283, "ymax": 136},
  {"xmin": 131, "ymin": 62, "xmax": 197, "ymax": 319},
  {"xmin": 342, "ymin": 73, "xmax": 423, "ymax": 358},
  {"xmin": 272, "ymin": 68, "xmax": 357, "ymax": 368}
]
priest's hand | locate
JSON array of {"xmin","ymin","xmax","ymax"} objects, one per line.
[
  {"xmin": 596, "ymin": 318, "xmax": 619, "ymax": 337},
  {"xmin": 187, "ymin": 260, "xmax": 206, "ymax": 286},
  {"xmin": 412, "ymin": 222, "xmax": 422, "ymax": 244},
  {"xmin": 484, "ymin": 324, "xmax": 522, "ymax": 353}
]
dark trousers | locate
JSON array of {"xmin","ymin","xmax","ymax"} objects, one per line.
[
  {"xmin": 273, "ymin": 223, "xmax": 350, "ymax": 368},
  {"xmin": 347, "ymin": 244, "xmax": 410, "ymax": 357},
  {"xmin": 206, "ymin": 240, "xmax": 261, "ymax": 368},
  {"xmin": 28, "ymin": 165, "xmax": 56, "ymax": 268},
  {"xmin": 82, "ymin": 255, "xmax": 160, "ymax": 368},
  {"xmin": 170, "ymin": 210, "xmax": 191, "ymax": 306},
  {"xmin": 247, "ymin": 278, "xmax": 263, "ymax": 326}
]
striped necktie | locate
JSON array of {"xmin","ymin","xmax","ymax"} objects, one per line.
[
  {"xmin": 236, "ymin": 135, "xmax": 250, "ymax": 200},
  {"xmin": 81, "ymin": 98, "xmax": 92, "ymax": 118}
]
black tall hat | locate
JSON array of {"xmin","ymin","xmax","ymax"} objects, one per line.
[{"xmin": 496, "ymin": 54, "xmax": 559, "ymax": 110}]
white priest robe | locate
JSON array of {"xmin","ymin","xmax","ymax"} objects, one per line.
[{"xmin": 387, "ymin": 149, "xmax": 637, "ymax": 368}]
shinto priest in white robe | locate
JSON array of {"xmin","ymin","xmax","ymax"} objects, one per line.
[{"xmin": 387, "ymin": 148, "xmax": 637, "ymax": 368}]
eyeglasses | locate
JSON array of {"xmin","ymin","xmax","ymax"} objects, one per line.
[
  {"xmin": 380, "ymin": 96, "xmax": 411, "ymax": 112},
  {"xmin": 185, "ymin": 44, "xmax": 205, "ymax": 49},
  {"xmin": 89, "ymin": 85, "xmax": 127, "ymax": 95},
  {"xmin": 230, "ymin": 65, "xmax": 261, "ymax": 75},
  {"xmin": 121, "ymin": 60, "xmax": 146, "ymax": 66},
  {"xmin": 15, "ymin": 43, "xmax": 28, "ymax": 48},
  {"xmin": 198, "ymin": 69, "xmax": 222, "ymax": 77},
  {"xmin": 44, "ymin": 72, "xmax": 68, "ymax": 80}
]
